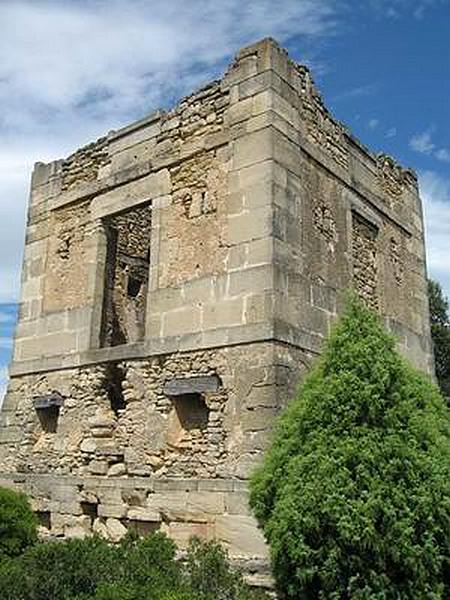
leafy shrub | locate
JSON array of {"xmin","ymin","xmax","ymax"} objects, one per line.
[
  {"xmin": 183, "ymin": 536, "xmax": 260, "ymax": 600},
  {"xmin": 428, "ymin": 278, "xmax": 450, "ymax": 400},
  {"xmin": 0, "ymin": 531, "xmax": 268, "ymax": 600},
  {"xmin": 250, "ymin": 298, "xmax": 450, "ymax": 599},
  {"xmin": 0, "ymin": 487, "xmax": 37, "ymax": 561}
]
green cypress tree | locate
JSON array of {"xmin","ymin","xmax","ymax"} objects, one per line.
[
  {"xmin": 250, "ymin": 298, "xmax": 450, "ymax": 599},
  {"xmin": 428, "ymin": 279, "xmax": 450, "ymax": 400},
  {"xmin": 0, "ymin": 487, "xmax": 37, "ymax": 561}
]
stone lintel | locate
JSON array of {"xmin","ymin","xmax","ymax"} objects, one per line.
[
  {"xmin": 163, "ymin": 375, "xmax": 221, "ymax": 396},
  {"xmin": 9, "ymin": 324, "xmax": 274, "ymax": 377},
  {"xmin": 0, "ymin": 473, "xmax": 252, "ymax": 493},
  {"xmin": 32, "ymin": 392, "xmax": 64, "ymax": 409},
  {"xmin": 107, "ymin": 110, "xmax": 163, "ymax": 144}
]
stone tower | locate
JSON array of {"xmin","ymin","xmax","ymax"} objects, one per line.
[{"xmin": 0, "ymin": 39, "xmax": 433, "ymax": 583}]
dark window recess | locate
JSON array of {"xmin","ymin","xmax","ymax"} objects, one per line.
[
  {"xmin": 37, "ymin": 406, "xmax": 59, "ymax": 433},
  {"xmin": 105, "ymin": 363, "xmax": 126, "ymax": 415},
  {"xmin": 33, "ymin": 392, "xmax": 64, "ymax": 433},
  {"xmin": 172, "ymin": 393, "xmax": 209, "ymax": 431},
  {"xmin": 127, "ymin": 276, "xmax": 143, "ymax": 298},
  {"xmin": 35, "ymin": 510, "xmax": 51, "ymax": 529},
  {"xmin": 101, "ymin": 203, "xmax": 152, "ymax": 347},
  {"xmin": 80, "ymin": 502, "xmax": 98, "ymax": 524},
  {"xmin": 124, "ymin": 520, "xmax": 160, "ymax": 536}
]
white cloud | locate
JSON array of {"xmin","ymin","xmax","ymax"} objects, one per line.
[
  {"xmin": 410, "ymin": 130, "xmax": 435, "ymax": 154},
  {"xmin": 0, "ymin": 337, "xmax": 13, "ymax": 351},
  {"xmin": 0, "ymin": 0, "xmax": 336, "ymax": 304},
  {"xmin": 0, "ymin": 366, "xmax": 8, "ymax": 406},
  {"xmin": 419, "ymin": 171, "xmax": 450, "ymax": 300},
  {"xmin": 0, "ymin": 0, "xmax": 335, "ymax": 131},
  {"xmin": 373, "ymin": 0, "xmax": 446, "ymax": 19},
  {"xmin": 0, "ymin": 310, "xmax": 15, "ymax": 324},
  {"xmin": 386, "ymin": 127, "xmax": 397, "ymax": 138},
  {"xmin": 409, "ymin": 129, "xmax": 450, "ymax": 166},
  {"xmin": 332, "ymin": 83, "xmax": 378, "ymax": 103},
  {"xmin": 412, "ymin": 0, "xmax": 447, "ymax": 19},
  {"xmin": 368, "ymin": 118, "xmax": 379, "ymax": 130},
  {"xmin": 435, "ymin": 148, "xmax": 450, "ymax": 163}
]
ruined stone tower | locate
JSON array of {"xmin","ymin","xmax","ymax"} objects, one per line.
[{"xmin": 0, "ymin": 39, "xmax": 433, "ymax": 583}]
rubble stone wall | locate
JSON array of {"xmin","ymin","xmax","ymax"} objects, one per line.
[
  {"xmin": 43, "ymin": 201, "xmax": 91, "ymax": 313},
  {"xmin": 0, "ymin": 343, "xmax": 310, "ymax": 480},
  {"xmin": 0, "ymin": 340, "xmax": 309, "ymax": 586}
]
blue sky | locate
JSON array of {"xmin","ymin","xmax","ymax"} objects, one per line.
[{"xmin": 0, "ymin": 0, "xmax": 449, "ymax": 399}]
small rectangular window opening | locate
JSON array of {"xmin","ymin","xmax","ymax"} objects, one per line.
[
  {"xmin": 80, "ymin": 501, "xmax": 98, "ymax": 524},
  {"xmin": 33, "ymin": 393, "xmax": 64, "ymax": 433},
  {"xmin": 35, "ymin": 510, "xmax": 51, "ymax": 529},
  {"xmin": 124, "ymin": 520, "xmax": 160, "ymax": 536},
  {"xmin": 172, "ymin": 393, "xmax": 210, "ymax": 431},
  {"xmin": 104, "ymin": 363, "xmax": 126, "ymax": 415},
  {"xmin": 127, "ymin": 276, "xmax": 143, "ymax": 298},
  {"xmin": 36, "ymin": 406, "xmax": 60, "ymax": 433}
]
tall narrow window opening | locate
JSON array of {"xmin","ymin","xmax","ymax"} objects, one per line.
[{"xmin": 101, "ymin": 202, "xmax": 152, "ymax": 347}]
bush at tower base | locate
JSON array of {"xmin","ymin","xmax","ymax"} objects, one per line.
[
  {"xmin": 0, "ymin": 487, "xmax": 37, "ymax": 561},
  {"xmin": 250, "ymin": 298, "xmax": 450, "ymax": 599}
]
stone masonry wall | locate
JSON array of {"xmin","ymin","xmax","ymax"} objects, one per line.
[{"xmin": 9, "ymin": 38, "xmax": 432, "ymax": 374}]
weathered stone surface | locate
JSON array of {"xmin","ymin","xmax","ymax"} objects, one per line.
[
  {"xmin": 215, "ymin": 515, "xmax": 269, "ymax": 558},
  {"xmin": 105, "ymin": 517, "xmax": 128, "ymax": 542}
]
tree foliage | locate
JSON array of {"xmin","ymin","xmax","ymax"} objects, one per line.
[
  {"xmin": 250, "ymin": 298, "xmax": 450, "ymax": 599},
  {"xmin": 428, "ymin": 279, "xmax": 450, "ymax": 399},
  {"xmin": 0, "ymin": 530, "xmax": 268, "ymax": 600},
  {"xmin": 0, "ymin": 487, "xmax": 37, "ymax": 561}
]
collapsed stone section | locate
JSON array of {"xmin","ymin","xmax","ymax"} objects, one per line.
[
  {"xmin": 44, "ymin": 201, "xmax": 91, "ymax": 313},
  {"xmin": 313, "ymin": 201, "xmax": 338, "ymax": 248},
  {"xmin": 101, "ymin": 202, "xmax": 152, "ymax": 346},
  {"xmin": 377, "ymin": 153, "xmax": 416, "ymax": 201},
  {"xmin": 352, "ymin": 212, "xmax": 379, "ymax": 310},
  {"xmin": 157, "ymin": 80, "xmax": 228, "ymax": 146},
  {"xmin": 163, "ymin": 150, "xmax": 229, "ymax": 288},
  {"xmin": 104, "ymin": 363, "xmax": 126, "ymax": 416},
  {"xmin": 295, "ymin": 64, "xmax": 349, "ymax": 170},
  {"xmin": 61, "ymin": 137, "xmax": 110, "ymax": 192},
  {"xmin": 389, "ymin": 236, "xmax": 405, "ymax": 286}
]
